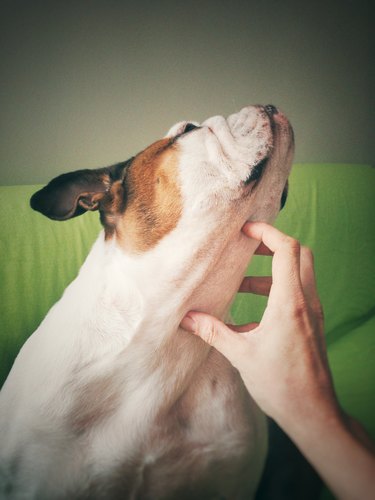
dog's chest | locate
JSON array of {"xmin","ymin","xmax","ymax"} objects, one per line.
[{"xmin": 75, "ymin": 349, "xmax": 266, "ymax": 499}]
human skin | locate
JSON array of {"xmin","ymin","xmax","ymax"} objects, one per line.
[{"xmin": 181, "ymin": 222, "xmax": 375, "ymax": 500}]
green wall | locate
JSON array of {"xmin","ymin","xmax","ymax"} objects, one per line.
[{"xmin": 0, "ymin": 0, "xmax": 373, "ymax": 185}]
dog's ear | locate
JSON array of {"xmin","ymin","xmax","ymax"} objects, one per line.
[{"xmin": 30, "ymin": 160, "xmax": 132, "ymax": 221}]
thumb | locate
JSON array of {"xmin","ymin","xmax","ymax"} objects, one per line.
[{"xmin": 181, "ymin": 311, "xmax": 242, "ymax": 361}]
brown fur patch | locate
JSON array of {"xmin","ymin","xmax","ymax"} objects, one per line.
[
  {"xmin": 115, "ymin": 138, "xmax": 183, "ymax": 252},
  {"xmin": 69, "ymin": 374, "xmax": 121, "ymax": 434}
]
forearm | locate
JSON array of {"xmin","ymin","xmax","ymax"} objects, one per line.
[{"xmin": 278, "ymin": 410, "xmax": 375, "ymax": 500}]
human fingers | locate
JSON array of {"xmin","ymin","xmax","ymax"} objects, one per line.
[
  {"xmin": 180, "ymin": 312, "xmax": 245, "ymax": 363},
  {"xmin": 242, "ymin": 223, "xmax": 272, "ymax": 255},
  {"xmin": 239, "ymin": 276, "xmax": 272, "ymax": 296},
  {"xmin": 244, "ymin": 222, "xmax": 303, "ymax": 300}
]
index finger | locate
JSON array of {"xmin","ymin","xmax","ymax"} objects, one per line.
[
  {"xmin": 242, "ymin": 222, "xmax": 291, "ymax": 251},
  {"xmin": 242, "ymin": 222, "xmax": 303, "ymax": 297}
]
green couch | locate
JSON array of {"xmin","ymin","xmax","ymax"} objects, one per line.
[{"xmin": 1, "ymin": 163, "xmax": 374, "ymax": 498}]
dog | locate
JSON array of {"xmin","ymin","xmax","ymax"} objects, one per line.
[{"xmin": 0, "ymin": 104, "xmax": 294, "ymax": 499}]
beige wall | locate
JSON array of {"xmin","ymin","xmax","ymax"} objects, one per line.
[{"xmin": 0, "ymin": 0, "xmax": 373, "ymax": 185}]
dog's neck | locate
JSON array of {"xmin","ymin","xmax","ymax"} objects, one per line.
[
  {"xmin": 50, "ymin": 221, "xmax": 255, "ymax": 417},
  {"xmin": 62, "ymin": 211, "xmax": 258, "ymax": 362}
]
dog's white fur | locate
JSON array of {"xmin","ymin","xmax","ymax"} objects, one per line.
[{"xmin": 0, "ymin": 105, "xmax": 294, "ymax": 499}]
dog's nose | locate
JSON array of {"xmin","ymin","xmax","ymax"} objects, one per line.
[{"xmin": 264, "ymin": 104, "xmax": 278, "ymax": 117}]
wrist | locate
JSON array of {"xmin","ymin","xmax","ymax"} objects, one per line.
[
  {"xmin": 273, "ymin": 394, "xmax": 344, "ymax": 445},
  {"xmin": 274, "ymin": 405, "xmax": 375, "ymax": 499}
]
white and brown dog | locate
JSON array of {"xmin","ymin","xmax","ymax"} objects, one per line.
[{"xmin": 0, "ymin": 105, "xmax": 294, "ymax": 499}]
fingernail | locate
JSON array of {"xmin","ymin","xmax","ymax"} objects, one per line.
[{"xmin": 181, "ymin": 314, "xmax": 196, "ymax": 332}]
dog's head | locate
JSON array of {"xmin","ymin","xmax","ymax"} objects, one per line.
[{"xmin": 31, "ymin": 105, "xmax": 294, "ymax": 254}]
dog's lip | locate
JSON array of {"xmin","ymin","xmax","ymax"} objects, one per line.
[{"xmin": 243, "ymin": 157, "xmax": 269, "ymax": 186}]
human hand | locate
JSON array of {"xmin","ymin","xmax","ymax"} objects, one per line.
[
  {"xmin": 181, "ymin": 222, "xmax": 338, "ymax": 429},
  {"xmin": 182, "ymin": 222, "xmax": 375, "ymax": 498}
]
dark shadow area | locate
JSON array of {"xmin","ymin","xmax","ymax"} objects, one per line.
[{"xmin": 256, "ymin": 418, "xmax": 323, "ymax": 500}]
